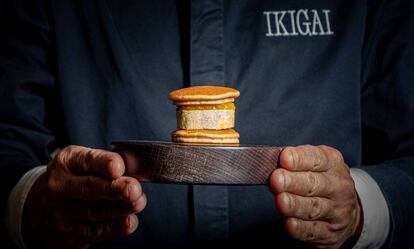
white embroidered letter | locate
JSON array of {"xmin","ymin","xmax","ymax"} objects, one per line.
[
  {"xmin": 263, "ymin": 11, "xmax": 275, "ymax": 36},
  {"xmin": 274, "ymin": 11, "xmax": 289, "ymax": 36},
  {"xmin": 323, "ymin": 9, "xmax": 334, "ymax": 35},
  {"xmin": 288, "ymin": 10, "xmax": 299, "ymax": 36},
  {"xmin": 311, "ymin": 9, "xmax": 325, "ymax": 35},
  {"xmin": 297, "ymin": 9, "xmax": 312, "ymax": 36}
]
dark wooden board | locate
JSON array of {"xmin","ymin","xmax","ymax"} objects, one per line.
[{"xmin": 112, "ymin": 141, "xmax": 282, "ymax": 185}]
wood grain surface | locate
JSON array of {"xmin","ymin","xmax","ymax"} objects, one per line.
[{"xmin": 112, "ymin": 141, "xmax": 282, "ymax": 185}]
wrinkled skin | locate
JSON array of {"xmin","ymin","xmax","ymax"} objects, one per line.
[
  {"xmin": 24, "ymin": 145, "xmax": 147, "ymax": 249},
  {"xmin": 22, "ymin": 144, "xmax": 361, "ymax": 248},
  {"xmin": 269, "ymin": 145, "xmax": 363, "ymax": 249}
]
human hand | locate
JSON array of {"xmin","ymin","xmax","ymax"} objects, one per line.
[
  {"xmin": 23, "ymin": 145, "xmax": 147, "ymax": 249},
  {"xmin": 269, "ymin": 145, "xmax": 363, "ymax": 249}
]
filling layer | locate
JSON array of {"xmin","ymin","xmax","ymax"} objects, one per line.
[
  {"xmin": 177, "ymin": 109, "xmax": 235, "ymax": 130},
  {"xmin": 178, "ymin": 102, "xmax": 235, "ymax": 110}
]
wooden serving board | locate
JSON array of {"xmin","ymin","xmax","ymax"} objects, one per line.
[{"xmin": 112, "ymin": 141, "xmax": 282, "ymax": 185}]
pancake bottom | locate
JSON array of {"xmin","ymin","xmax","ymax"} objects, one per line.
[{"xmin": 172, "ymin": 129, "xmax": 240, "ymax": 144}]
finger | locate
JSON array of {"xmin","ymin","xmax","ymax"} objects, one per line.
[
  {"xmin": 285, "ymin": 217, "xmax": 334, "ymax": 244},
  {"xmin": 276, "ymin": 193, "xmax": 334, "ymax": 221},
  {"xmin": 60, "ymin": 175, "xmax": 143, "ymax": 202},
  {"xmin": 279, "ymin": 145, "xmax": 332, "ymax": 172},
  {"xmin": 57, "ymin": 145, "xmax": 125, "ymax": 178},
  {"xmin": 270, "ymin": 169, "xmax": 333, "ymax": 197},
  {"xmin": 74, "ymin": 214, "xmax": 138, "ymax": 243}
]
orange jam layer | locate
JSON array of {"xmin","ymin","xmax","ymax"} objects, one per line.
[{"xmin": 178, "ymin": 102, "xmax": 235, "ymax": 111}]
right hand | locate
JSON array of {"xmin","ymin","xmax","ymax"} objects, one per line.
[{"xmin": 23, "ymin": 145, "xmax": 147, "ymax": 249}]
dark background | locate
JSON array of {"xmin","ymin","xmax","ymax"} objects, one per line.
[
  {"xmin": 0, "ymin": 1, "xmax": 18, "ymax": 248},
  {"xmin": 0, "ymin": 1, "xmax": 11, "ymax": 47}
]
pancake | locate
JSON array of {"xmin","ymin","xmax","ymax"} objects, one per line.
[
  {"xmin": 168, "ymin": 86, "xmax": 240, "ymax": 102},
  {"xmin": 173, "ymin": 98, "xmax": 236, "ymax": 106},
  {"xmin": 172, "ymin": 129, "xmax": 240, "ymax": 144}
]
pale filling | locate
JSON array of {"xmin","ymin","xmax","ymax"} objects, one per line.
[{"xmin": 177, "ymin": 109, "xmax": 235, "ymax": 130}]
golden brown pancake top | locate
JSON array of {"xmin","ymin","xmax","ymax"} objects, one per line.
[{"xmin": 168, "ymin": 86, "xmax": 240, "ymax": 102}]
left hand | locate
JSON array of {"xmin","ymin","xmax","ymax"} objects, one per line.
[{"xmin": 269, "ymin": 145, "xmax": 363, "ymax": 249}]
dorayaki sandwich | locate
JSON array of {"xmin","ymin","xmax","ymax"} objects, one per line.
[{"xmin": 168, "ymin": 86, "xmax": 240, "ymax": 144}]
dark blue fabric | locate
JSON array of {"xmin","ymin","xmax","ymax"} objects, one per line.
[{"xmin": 0, "ymin": 0, "xmax": 413, "ymax": 248}]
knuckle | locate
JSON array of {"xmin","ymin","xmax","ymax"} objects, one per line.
[
  {"xmin": 289, "ymin": 195, "xmax": 298, "ymax": 212},
  {"xmin": 84, "ymin": 149, "xmax": 96, "ymax": 165},
  {"xmin": 315, "ymin": 147, "xmax": 327, "ymax": 166},
  {"xmin": 65, "ymin": 145, "xmax": 80, "ymax": 152},
  {"xmin": 55, "ymin": 149, "xmax": 70, "ymax": 167},
  {"xmin": 90, "ymin": 148, "xmax": 105, "ymax": 160},
  {"xmin": 292, "ymin": 149, "xmax": 303, "ymax": 168},
  {"xmin": 62, "ymin": 145, "xmax": 82, "ymax": 161},
  {"xmin": 327, "ymin": 221, "xmax": 346, "ymax": 232},
  {"xmin": 302, "ymin": 144, "xmax": 313, "ymax": 150},
  {"xmin": 56, "ymin": 145, "xmax": 88, "ymax": 171},
  {"xmin": 304, "ymin": 222, "xmax": 317, "ymax": 240},
  {"xmin": 306, "ymin": 173, "xmax": 319, "ymax": 196},
  {"xmin": 309, "ymin": 198, "xmax": 322, "ymax": 220},
  {"xmin": 330, "ymin": 148, "xmax": 344, "ymax": 164},
  {"xmin": 317, "ymin": 145, "xmax": 330, "ymax": 151},
  {"xmin": 318, "ymin": 145, "xmax": 338, "ymax": 161},
  {"xmin": 313, "ymin": 152, "xmax": 323, "ymax": 169},
  {"xmin": 120, "ymin": 178, "xmax": 142, "ymax": 201}
]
